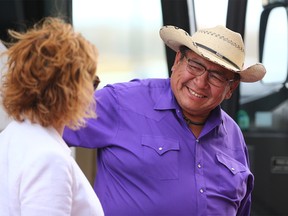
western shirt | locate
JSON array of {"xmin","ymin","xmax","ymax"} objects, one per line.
[
  {"xmin": 0, "ymin": 120, "xmax": 104, "ymax": 216},
  {"xmin": 63, "ymin": 78, "xmax": 254, "ymax": 216}
]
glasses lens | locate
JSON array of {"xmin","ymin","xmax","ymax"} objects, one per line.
[
  {"xmin": 186, "ymin": 58, "xmax": 205, "ymax": 76},
  {"xmin": 208, "ymin": 72, "xmax": 227, "ymax": 87}
]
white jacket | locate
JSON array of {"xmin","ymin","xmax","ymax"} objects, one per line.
[{"xmin": 0, "ymin": 120, "xmax": 104, "ymax": 216}]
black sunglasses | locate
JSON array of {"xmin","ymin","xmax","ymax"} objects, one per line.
[{"xmin": 93, "ymin": 75, "xmax": 100, "ymax": 90}]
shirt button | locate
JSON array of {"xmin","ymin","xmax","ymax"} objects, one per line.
[
  {"xmin": 196, "ymin": 139, "xmax": 199, "ymax": 143},
  {"xmin": 231, "ymin": 167, "xmax": 235, "ymax": 171},
  {"xmin": 200, "ymin": 188, "xmax": 204, "ymax": 193},
  {"xmin": 197, "ymin": 164, "xmax": 201, "ymax": 168},
  {"xmin": 159, "ymin": 147, "xmax": 163, "ymax": 151}
]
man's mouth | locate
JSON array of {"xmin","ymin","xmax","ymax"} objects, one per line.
[{"xmin": 187, "ymin": 87, "xmax": 206, "ymax": 98}]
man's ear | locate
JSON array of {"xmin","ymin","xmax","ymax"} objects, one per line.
[
  {"xmin": 171, "ymin": 51, "xmax": 182, "ymax": 72},
  {"xmin": 174, "ymin": 51, "xmax": 182, "ymax": 64},
  {"xmin": 225, "ymin": 80, "xmax": 240, "ymax": 99}
]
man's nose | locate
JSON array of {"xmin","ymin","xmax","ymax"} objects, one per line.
[{"xmin": 193, "ymin": 70, "xmax": 210, "ymax": 88}]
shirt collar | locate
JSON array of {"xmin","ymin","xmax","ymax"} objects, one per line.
[
  {"xmin": 154, "ymin": 79, "xmax": 178, "ymax": 111},
  {"xmin": 23, "ymin": 118, "xmax": 72, "ymax": 155},
  {"xmin": 201, "ymin": 106, "xmax": 226, "ymax": 137},
  {"xmin": 151, "ymin": 79, "xmax": 225, "ymax": 134},
  {"xmin": 47, "ymin": 126, "xmax": 72, "ymax": 155},
  {"xmin": 153, "ymin": 79, "xmax": 223, "ymax": 124}
]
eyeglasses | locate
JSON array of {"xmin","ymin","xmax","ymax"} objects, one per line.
[{"xmin": 184, "ymin": 56, "xmax": 235, "ymax": 87}]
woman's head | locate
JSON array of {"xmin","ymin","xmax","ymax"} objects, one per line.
[{"xmin": 1, "ymin": 17, "xmax": 98, "ymax": 129}]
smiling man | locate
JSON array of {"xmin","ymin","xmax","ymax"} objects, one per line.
[{"xmin": 63, "ymin": 25, "xmax": 266, "ymax": 216}]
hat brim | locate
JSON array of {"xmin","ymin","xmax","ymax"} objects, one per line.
[{"xmin": 160, "ymin": 26, "xmax": 266, "ymax": 82}]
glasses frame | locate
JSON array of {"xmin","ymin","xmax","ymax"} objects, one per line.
[{"xmin": 183, "ymin": 55, "xmax": 236, "ymax": 88}]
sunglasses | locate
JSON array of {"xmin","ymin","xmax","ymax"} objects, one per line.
[{"xmin": 93, "ymin": 75, "xmax": 100, "ymax": 90}]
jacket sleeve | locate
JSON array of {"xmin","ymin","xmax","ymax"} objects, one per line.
[{"xmin": 20, "ymin": 151, "xmax": 73, "ymax": 216}]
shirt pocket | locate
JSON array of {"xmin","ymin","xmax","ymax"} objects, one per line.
[
  {"xmin": 141, "ymin": 135, "xmax": 180, "ymax": 180},
  {"xmin": 216, "ymin": 152, "xmax": 251, "ymax": 201}
]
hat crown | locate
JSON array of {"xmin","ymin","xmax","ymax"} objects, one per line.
[{"xmin": 191, "ymin": 25, "xmax": 245, "ymax": 70}]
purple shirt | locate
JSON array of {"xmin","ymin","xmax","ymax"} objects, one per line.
[{"xmin": 63, "ymin": 78, "xmax": 254, "ymax": 216}]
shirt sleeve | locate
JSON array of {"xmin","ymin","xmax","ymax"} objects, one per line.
[
  {"xmin": 63, "ymin": 85, "xmax": 120, "ymax": 148},
  {"xmin": 236, "ymin": 173, "xmax": 254, "ymax": 216},
  {"xmin": 19, "ymin": 151, "xmax": 73, "ymax": 216}
]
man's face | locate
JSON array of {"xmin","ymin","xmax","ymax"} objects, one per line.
[{"xmin": 170, "ymin": 50, "xmax": 239, "ymax": 118}]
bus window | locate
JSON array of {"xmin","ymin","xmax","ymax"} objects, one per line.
[
  {"xmin": 239, "ymin": 0, "xmax": 288, "ymax": 132},
  {"xmin": 261, "ymin": 7, "xmax": 287, "ymax": 84},
  {"xmin": 194, "ymin": 0, "xmax": 228, "ymax": 28},
  {"xmin": 72, "ymin": 0, "xmax": 167, "ymax": 89}
]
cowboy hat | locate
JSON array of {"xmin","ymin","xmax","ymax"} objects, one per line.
[{"xmin": 159, "ymin": 25, "xmax": 266, "ymax": 82}]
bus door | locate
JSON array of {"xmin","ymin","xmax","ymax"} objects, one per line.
[{"xmin": 238, "ymin": 0, "xmax": 288, "ymax": 215}]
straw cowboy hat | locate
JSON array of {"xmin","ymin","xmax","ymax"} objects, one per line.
[{"xmin": 159, "ymin": 25, "xmax": 266, "ymax": 82}]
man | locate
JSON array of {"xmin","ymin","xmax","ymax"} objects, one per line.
[{"xmin": 63, "ymin": 25, "xmax": 266, "ymax": 216}]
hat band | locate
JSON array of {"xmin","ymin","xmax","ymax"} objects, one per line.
[{"xmin": 194, "ymin": 42, "xmax": 240, "ymax": 70}]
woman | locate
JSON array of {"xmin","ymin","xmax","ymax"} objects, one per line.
[{"xmin": 0, "ymin": 17, "xmax": 104, "ymax": 215}]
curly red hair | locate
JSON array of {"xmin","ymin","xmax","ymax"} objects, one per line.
[{"xmin": 1, "ymin": 17, "xmax": 98, "ymax": 129}]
